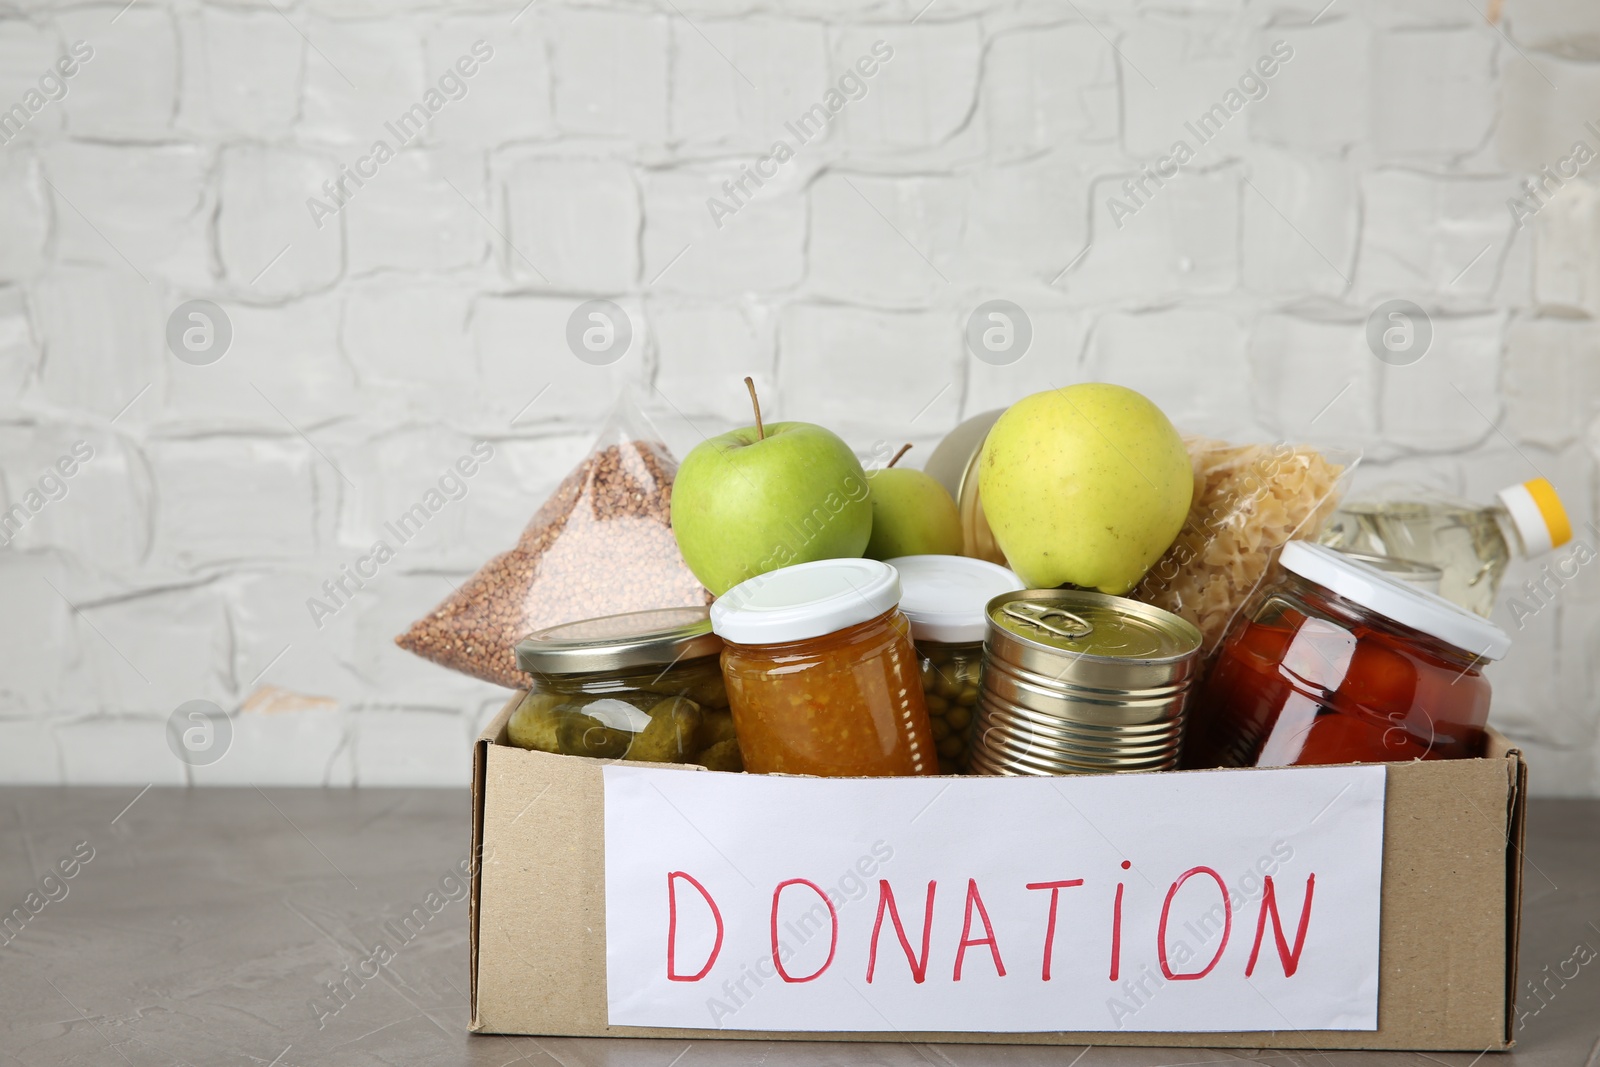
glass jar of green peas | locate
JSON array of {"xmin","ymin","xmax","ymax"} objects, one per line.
[{"xmin": 886, "ymin": 555, "xmax": 1023, "ymax": 774}]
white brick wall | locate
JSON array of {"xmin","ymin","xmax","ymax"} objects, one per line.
[{"xmin": 2, "ymin": 0, "xmax": 1598, "ymax": 795}]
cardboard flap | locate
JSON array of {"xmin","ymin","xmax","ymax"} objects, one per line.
[
  {"xmin": 1490, "ymin": 729, "xmax": 1528, "ymax": 1048},
  {"xmin": 470, "ymin": 694, "xmax": 519, "ymax": 1031}
]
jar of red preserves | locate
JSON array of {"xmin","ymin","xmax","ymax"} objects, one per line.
[{"xmin": 1183, "ymin": 542, "xmax": 1511, "ymax": 769}]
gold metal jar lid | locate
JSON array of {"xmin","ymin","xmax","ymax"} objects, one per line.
[{"xmin": 516, "ymin": 606, "xmax": 722, "ymax": 676}]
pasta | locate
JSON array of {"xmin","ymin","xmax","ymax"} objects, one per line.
[{"xmin": 1133, "ymin": 438, "xmax": 1348, "ymax": 653}]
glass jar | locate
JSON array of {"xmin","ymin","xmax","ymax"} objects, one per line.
[
  {"xmin": 886, "ymin": 554, "xmax": 1023, "ymax": 773},
  {"xmin": 507, "ymin": 607, "xmax": 742, "ymax": 770},
  {"xmin": 711, "ymin": 558, "xmax": 937, "ymax": 777},
  {"xmin": 1330, "ymin": 550, "xmax": 1443, "ymax": 595},
  {"xmin": 1183, "ymin": 542, "xmax": 1510, "ymax": 769},
  {"xmin": 919, "ymin": 643, "xmax": 982, "ymax": 773},
  {"xmin": 923, "ymin": 409, "xmax": 1008, "ymax": 566}
]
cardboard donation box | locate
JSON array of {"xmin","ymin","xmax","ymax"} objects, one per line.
[{"xmin": 469, "ymin": 695, "xmax": 1527, "ymax": 1051}]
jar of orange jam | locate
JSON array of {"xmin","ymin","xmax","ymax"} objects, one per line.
[
  {"xmin": 710, "ymin": 558, "xmax": 938, "ymax": 777},
  {"xmin": 1184, "ymin": 542, "xmax": 1511, "ymax": 769}
]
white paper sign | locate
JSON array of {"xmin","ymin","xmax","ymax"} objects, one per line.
[{"xmin": 603, "ymin": 764, "xmax": 1385, "ymax": 1034}]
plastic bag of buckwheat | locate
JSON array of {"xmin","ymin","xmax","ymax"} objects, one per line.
[{"xmin": 395, "ymin": 397, "xmax": 711, "ymax": 689}]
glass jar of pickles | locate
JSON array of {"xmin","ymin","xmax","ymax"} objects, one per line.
[
  {"xmin": 887, "ymin": 554, "xmax": 1023, "ymax": 773},
  {"xmin": 711, "ymin": 558, "xmax": 937, "ymax": 778},
  {"xmin": 507, "ymin": 607, "xmax": 743, "ymax": 770}
]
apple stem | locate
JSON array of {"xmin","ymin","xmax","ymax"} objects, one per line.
[
  {"xmin": 744, "ymin": 376, "xmax": 765, "ymax": 441},
  {"xmin": 887, "ymin": 443, "xmax": 913, "ymax": 469}
]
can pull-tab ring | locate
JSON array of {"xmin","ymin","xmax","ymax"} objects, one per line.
[{"xmin": 1003, "ymin": 601, "xmax": 1094, "ymax": 639}]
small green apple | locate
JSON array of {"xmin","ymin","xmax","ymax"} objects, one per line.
[
  {"xmin": 864, "ymin": 445, "xmax": 963, "ymax": 560},
  {"xmin": 671, "ymin": 381, "xmax": 872, "ymax": 596},
  {"xmin": 979, "ymin": 383, "xmax": 1192, "ymax": 594}
]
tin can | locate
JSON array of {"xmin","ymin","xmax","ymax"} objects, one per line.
[{"xmin": 969, "ymin": 590, "xmax": 1204, "ymax": 776}]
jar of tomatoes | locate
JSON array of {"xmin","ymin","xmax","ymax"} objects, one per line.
[
  {"xmin": 710, "ymin": 558, "xmax": 938, "ymax": 777},
  {"xmin": 1183, "ymin": 542, "xmax": 1511, "ymax": 769}
]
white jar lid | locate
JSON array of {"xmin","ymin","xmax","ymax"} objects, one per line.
[
  {"xmin": 1278, "ymin": 541, "xmax": 1511, "ymax": 660},
  {"xmin": 710, "ymin": 558, "xmax": 902, "ymax": 646},
  {"xmin": 886, "ymin": 554, "xmax": 1024, "ymax": 644}
]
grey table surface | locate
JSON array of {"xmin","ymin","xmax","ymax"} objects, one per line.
[{"xmin": 0, "ymin": 788, "xmax": 1595, "ymax": 1067}]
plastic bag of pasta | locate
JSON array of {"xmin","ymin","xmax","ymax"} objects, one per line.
[{"xmin": 1131, "ymin": 438, "xmax": 1357, "ymax": 654}]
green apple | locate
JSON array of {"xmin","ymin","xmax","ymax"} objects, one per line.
[
  {"xmin": 671, "ymin": 405, "xmax": 872, "ymax": 596},
  {"xmin": 979, "ymin": 383, "xmax": 1192, "ymax": 594},
  {"xmin": 864, "ymin": 449, "xmax": 963, "ymax": 560}
]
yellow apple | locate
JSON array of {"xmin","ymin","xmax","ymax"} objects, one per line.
[{"xmin": 979, "ymin": 384, "xmax": 1192, "ymax": 594}]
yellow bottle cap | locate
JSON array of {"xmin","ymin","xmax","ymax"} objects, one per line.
[{"xmin": 1497, "ymin": 478, "xmax": 1571, "ymax": 555}]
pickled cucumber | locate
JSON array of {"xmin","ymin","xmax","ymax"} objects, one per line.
[
  {"xmin": 635, "ymin": 668, "xmax": 729, "ymax": 709},
  {"xmin": 626, "ymin": 697, "xmax": 704, "ymax": 763},
  {"xmin": 696, "ymin": 737, "xmax": 744, "ymax": 772},
  {"xmin": 507, "ymin": 692, "xmax": 565, "ymax": 753},
  {"xmin": 695, "ymin": 710, "xmax": 738, "ymax": 752},
  {"xmin": 557, "ymin": 711, "xmax": 633, "ymax": 759}
]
